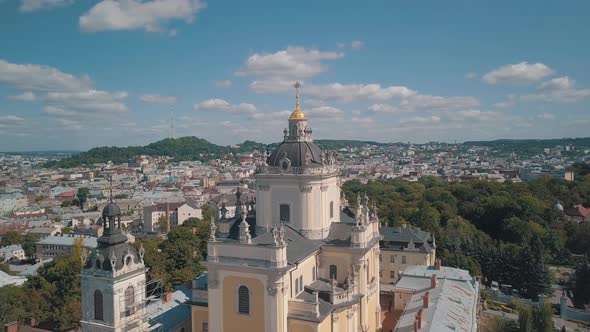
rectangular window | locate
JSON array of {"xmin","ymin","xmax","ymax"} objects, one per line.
[
  {"xmin": 330, "ymin": 201, "xmax": 334, "ymax": 219},
  {"xmin": 312, "ymin": 266, "xmax": 316, "ymax": 281},
  {"xmin": 390, "ymin": 271, "xmax": 395, "ymax": 279},
  {"xmin": 202, "ymin": 322, "xmax": 208, "ymax": 332},
  {"xmin": 279, "ymin": 204, "xmax": 290, "ymax": 223},
  {"xmin": 295, "ymin": 277, "xmax": 299, "ymax": 294},
  {"xmin": 390, "ymin": 255, "xmax": 395, "ymax": 263},
  {"xmin": 329, "ymin": 265, "xmax": 337, "ymax": 280},
  {"xmin": 402, "ymin": 256, "xmax": 406, "ymax": 264},
  {"xmin": 299, "ymin": 276, "xmax": 303, "ymax": 292}
]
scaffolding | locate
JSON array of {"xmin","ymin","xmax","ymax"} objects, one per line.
[{"xmin": 119, "ymin": 278, "xmax": 164, "ymax": 332}]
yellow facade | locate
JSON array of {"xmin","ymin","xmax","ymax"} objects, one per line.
[
  {"xmin": 380, "ymin": 250, "xmax": 434, "ymax": 284},
  {"xmin": 222, "ymin": 276, "xmax": 265, "ymax": 332},
  {"xmin": 191, "ymin": 305, "xmax": 208, "ymax": 332}
]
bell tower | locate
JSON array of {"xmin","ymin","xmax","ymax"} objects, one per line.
[
  {"xmin": 257, "ymin": 82, "xmax": 341, "ymax": 239},
  {"xmin": 80, "ymin": 195, "xmax": 148, "ymax": 332}
]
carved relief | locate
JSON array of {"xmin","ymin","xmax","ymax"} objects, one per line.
[
  {"xmin": 320, "ymin": 185, "xmax": 329, "ymax": 192},
  {"xmin": 299, "ymin": 186, "xmax": 312, "ymax": 193}
]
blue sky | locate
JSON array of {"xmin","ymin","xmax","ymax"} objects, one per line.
[{"xmin": 1, "ymin": 0, "xmax": 589, "ymax": 151}]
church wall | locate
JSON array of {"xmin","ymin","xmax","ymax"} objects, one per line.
[
  {"xmin": 80, "ymin": 269, "xmax": 146, "ymax": 332},
  {"xmin": 221, "ymin": 275, "xmax": 265, "ymax": 332},
  {"xmin": 287, "ymin": 318, "xmax": 316, "ymax": 332},
  {"xmin": 319, "ymin": 250, "xmax": 353, "ymax": 284},
  {"xmin": 191, "ymin": 305, "xmax": 208, "ymax": 332},
  {"xmin": 289, "ymin": 253, "xmax": 318, "ymax": 299},
  {"xmin": 255, "ymin": 174, "xmax": 339, "ymax": 239}
]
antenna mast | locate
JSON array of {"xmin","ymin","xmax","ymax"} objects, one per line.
[{"xmin": 170, "ymin": 108, "xmax": 175, "ymax": 139}]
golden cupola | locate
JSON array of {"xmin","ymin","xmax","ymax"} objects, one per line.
[{"xmin": 289, "ymin": 81, "xmax": 306, "ymax": 121}]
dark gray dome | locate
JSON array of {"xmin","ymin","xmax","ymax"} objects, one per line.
[
  {"xmin": 267, "ymin": 141, "xmax": 323, "ymax": 168},
  {"xmin": 102, "ymin": 202, "xmax": 121, "ymax": 217},
  {"xmin": 85, "ymin": 241, "xmax": 141, "ymax": 271}
]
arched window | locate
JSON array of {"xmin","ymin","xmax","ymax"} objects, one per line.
[
  {"xmin": 124, "ymin": 286, "xmax": 135, "ymax": 316},
  {"xmin": 279, "ymin": 204, "xmax": 290, "ymax": 223},
  {"xmin": 330, "ymin": 201, "xmax": 334, "ymax": 219},
  {"xmin": 329, "ymin": 264, "xmax": 337, "ymax": 280},
  {"xmin": 94, "ymin": 290, "xmax": 104, "ymax": 321},
  {"xmin": 238, "ymin": 286, "xmax": 250, "ymax": 315}
]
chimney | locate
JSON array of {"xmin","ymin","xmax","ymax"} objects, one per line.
[
  {"xmin": 4, "ymin": 322, "xmax": 17, "ymax": 332},
  {"xmin": 163, "ymin": 291, "xmax": 173, "ymax": 303},
  {"xmin": 417, "ymin": 309, "xmax": 423, "ymax": 329},
  {"xmin": 423, "ymin": 291, "xmax": 430, "ymax": 308},
  {"xmin": 431, "ymin": 274, "xmax": 438, "ymax": 289},
  {"xmin": 413, "ymin": 319, "xmax": 419, "ymax": 332},
  {"xmin": 165, "ymin": 203, "xmax": 171, "ymax": 233},
  {"xmin": 435, "ymin": 259, "xmax": 441, "ymax": 270}
]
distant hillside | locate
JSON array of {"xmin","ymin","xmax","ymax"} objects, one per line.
[
  {"xmin": 463, "ymin": 137, "xmax": 590, "ymax": 155},
  {"xmin": 315, "ymin": 139, "xmax": 386, "ymax": 150},
  {"xmin": 43, "ymin": 137, "xmax": 389, "ymax": 168},
  {"xmin": 44, "ymin": 137, "xmax": 238, "ymax": 168}
]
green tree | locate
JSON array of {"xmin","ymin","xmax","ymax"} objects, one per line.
[
  {"xmin": 76, "ymin": 187, "xmax": 90, "ymax": 209},
  {"xmin": 61, "ymin": 227, "xmax": 73, "ymax": 235},
  {"xmin": 156, "ymin": 215, "xmax": 168, "ymax": 233},
  {"xmin": 0, "ymin": 262, "xmax": 10, "ymax": 273},
  {"xmin": 518, "ymin": 305, "xmax": 533, "ymax": 332},
  {"xmin": 521, "ymin": 236, "xmax": 551, "ymax": 300},
  {"xmin": 532, "ymin": 302, "xmax": 554, "ymax": 332},
  {"xmin": 202, "ymin": 205, "xmax": 214, "ymax": 222},
  {"xmin": 1, "ymin": 231, "xmax": 21, "ymax": 247},
  {"xmin": 573, "ymin": 261, "xmax": 590, "ymax": 308},
  {"xmin": 0, "ymin": 285, "xmax": 27, "ymax": 327},
  {"xmin": 21, "ymin": 233, "xmax": 40, "ymax": 258}
]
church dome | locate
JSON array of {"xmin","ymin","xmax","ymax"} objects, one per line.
[
  {"xmin": 267, "ymin": 141, "xmax": 323, "ymax": 168},
  {"xmin": 554, "ymin": 201, "xmax": 564, "ymax": 211},
  {"xmin": 102, "ymin": 202, "xmax": 121, "ymax": 217}
]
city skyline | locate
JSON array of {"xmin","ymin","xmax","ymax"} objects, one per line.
[{"xmin": 1, "ymin": 0, "xmax": 590, "ymax": 151}]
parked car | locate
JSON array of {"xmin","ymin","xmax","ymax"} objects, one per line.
[{"xmin": 491, "ymin": 281, "xmax": 499, "ymax": 292}]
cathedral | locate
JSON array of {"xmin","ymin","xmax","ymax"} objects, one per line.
[
  {"xmin": 78, "ymin": 83, "xmax": 382, "ymax": 332},
  {"xmin": 191, "ymin": 83, "xmax": 382, "ymax": 332}
]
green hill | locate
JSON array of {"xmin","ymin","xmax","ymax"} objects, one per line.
[
  {"xmin": 44, "ymin": 137, "xmax": 236, "ymax": 168},
  {"xmin": 43, "ymin": 137, "xmax": 389, "ymax": 168}
]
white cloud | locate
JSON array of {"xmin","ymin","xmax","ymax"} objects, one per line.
[
  {"xmin": 482, "ymin": 62, "xmax": 555, "ymax": 84},
  {"xmin": 80, "ymin": 0, "xmax": 206, "ymax": 33},
  {"xmin": 400, "ymin": 116, "xmax": 441, "ymax": 125},
  {"xmin": 46, "ymin": 90, "xmax": 129, "ymax": 113},
  {"xmin": 9, "ymin": 91, "xmax": 36, "ymax": 101},
  {"xmin": 451, "ymin": 110, "xmax": 503, "ymax": 122},
  {"xmin": 537, "ymin": 113, "xmax": 556, "ymax": 120},
  {"xmin": 350, "ymin": 40, "xmax": 364, "ymax": 49},
  {"xmin": 140, "ymin": 93, "xmax": 177, "ymax": 104},
  {"xmin": 539, "ymin": 76, "xmax": 575, "ymax": 91},
  {"xmin": 305, "ymin": 106, "xmax": 344, "ymax": 119},
  {"xmin": 193, "ymin": 98, "xmax": 256, "ymax": 113},
  {"xmin": 0, "ymin": 115, "xmax": 25, "ymax": 122},
  {"xmin": 368, "ymin": 104, "xmax": 400, "ymax": 113},
  {"xmin": 521, "ymin": 76, "xmax": 590, "ymax": 103},
  {"xmin": 236, "ymin": 46, "xmax": 343, "ymax": 80},
  {"xmin": 43, "ymin": 106, "xmax": 79, "ymax": 116},
  {"xmin": 401, "ymin": 94, "xmax": 480, "ymax": 110},
  {"xmin": 20, "ymin": 0, "xmax": 73, "ymax": 12},
  {"xmin": 0, "ymin": 59, "xmax": 92, "ymax": 92},
  {"xmin": 305, "ymin": 83, "xmax": 416, "ymax": 102},
  {"xmin": 214, "ymin": 80, "xmax": 232, "ymax": 88}
]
